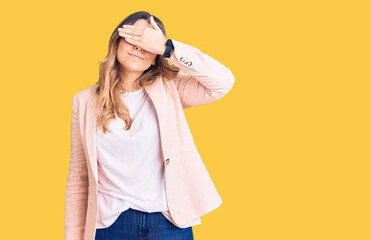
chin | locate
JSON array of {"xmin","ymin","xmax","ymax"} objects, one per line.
[{"xmin": 124, "ymin": 64, "xmax": 148, "ymax": 73}]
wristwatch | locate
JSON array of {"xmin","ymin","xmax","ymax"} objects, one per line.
[{"xmin": 163, "ymin": 39, "xmax": 174, "ymax": 58}]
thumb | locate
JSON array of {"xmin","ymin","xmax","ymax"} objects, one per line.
[{"xmin": 150, "ymin": 15, "xmax": 161, "ymax": 31}]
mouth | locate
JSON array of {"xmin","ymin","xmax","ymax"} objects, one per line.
[{"xmin": 129, "ymin": 53, "xmax": 144, "ymax": 60}]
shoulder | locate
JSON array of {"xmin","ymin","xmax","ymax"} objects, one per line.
[{"xmin": 73, "ymin": 83, "xmax": 98, "ymax": 103}]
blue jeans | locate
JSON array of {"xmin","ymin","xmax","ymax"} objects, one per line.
[{"xmin": 95, "ymin": 208, "xmax": 194, "ymax": 240}]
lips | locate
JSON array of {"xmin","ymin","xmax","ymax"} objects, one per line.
[{"xmin": 129, "ymin": 53, "xmax": 143, "ymax": 60}]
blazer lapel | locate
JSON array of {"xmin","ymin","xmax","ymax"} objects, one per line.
[{"xmin": 85, "ymin": 93, "xmax": 98, "ymax": 183}]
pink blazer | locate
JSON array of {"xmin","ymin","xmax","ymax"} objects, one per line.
[{"xmin": 64, "ymin": 39, "xmax": 235, "ymax": 240}]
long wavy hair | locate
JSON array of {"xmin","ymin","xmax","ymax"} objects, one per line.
[{"xmin": 93, "ymin": 11, "xmax": 180, "ymax": 134}]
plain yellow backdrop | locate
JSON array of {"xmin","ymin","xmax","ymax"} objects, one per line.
[{"xmin": 0, "ymin": 0, "xmax": 370, "ymax": 239}]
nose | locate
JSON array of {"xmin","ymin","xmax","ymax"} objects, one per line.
[{"xmin": 134, "ymin": 45, "xmax": 143, "ymax": 51}]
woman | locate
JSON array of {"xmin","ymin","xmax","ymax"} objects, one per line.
[{"xmin": 64, "ymin": 11, "xmax": 235, "ymax": 240}]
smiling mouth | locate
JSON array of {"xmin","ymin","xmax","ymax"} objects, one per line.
[{"xmin": 129, "ymin": 53, "xmax": 143, "ymax": 60}]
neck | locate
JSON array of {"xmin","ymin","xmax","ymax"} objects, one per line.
[{"xmin": 118, "ymin": 69, "xmax": 143, "ymax": 91}]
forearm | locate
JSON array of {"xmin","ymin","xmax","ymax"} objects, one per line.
[{"xmin": 166, "ymin": 39, "xmax": 235, "ymax": 108}]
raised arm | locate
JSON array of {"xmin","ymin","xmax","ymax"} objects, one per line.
[
  {"xmin": 64, "ymin": 94, "xmax": 89, "ymax": 240},
  {"xmin": 167, "ymin": 39, "xmax": 235, "ymax": 109}
]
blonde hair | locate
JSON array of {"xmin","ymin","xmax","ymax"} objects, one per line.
[{"xmin": 93, "ymin": 11, "xmax": 180, "ymax": 134}]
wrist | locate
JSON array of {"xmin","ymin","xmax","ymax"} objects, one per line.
[
  {"xmin": 162, "ymin": 39, "xmax": 174, "ymax": 58},
  {"xmin": 160, "ymin": 38, "xmax": 167, "ymax": 55},
  {"xmin": 161, "ymin": 44, "xmax": 166, "ymax": 55}
]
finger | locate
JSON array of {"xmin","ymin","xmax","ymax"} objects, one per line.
[
  {"xmin": 121, "ymin": 27, "xmax": 144, "ymax": 37},
  {"xmin": 119, "ymin": 31, "xmax": 142, "ymax": 42},
  {"xmin": 150, "ymin": 16, "xmax": 161, "ymax": 31},
  {"xmin": 123, "ymin": 37, "xmax": 141, "ymax": 47},
  {"xmin": 122, "ymin": 25, "xmax": 145, "ymax": 31}
]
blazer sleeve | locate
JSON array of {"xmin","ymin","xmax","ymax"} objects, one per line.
[
  {"xmin": 167, "ymin": 39, "xmax": 235, "ymax": 109},
  {"xmin": 64, "ymin": 94, "xmax": 89, "ymax": 240}
]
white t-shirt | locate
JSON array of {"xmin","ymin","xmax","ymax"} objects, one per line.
[{"xmin": 95, "ymin": 87, "xmax": 201, "ymax": 229}]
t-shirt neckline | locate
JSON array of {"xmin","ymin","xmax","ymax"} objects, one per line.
[{"xmin": 121, "ymin": 87, "xmax": 144, "ymax": 97}]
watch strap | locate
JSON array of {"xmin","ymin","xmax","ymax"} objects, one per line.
[{"xmin": 163, "ymin": 39, "xmax": 174, "ymax": 58}]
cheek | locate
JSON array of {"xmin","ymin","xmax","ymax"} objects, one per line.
[
  {"xmin": 117, "ymin": 45, "xmax": 130, "ymax": 60},
  {"xmin": 146, "ymin": 54, "xmax": 157, "ymax": 65},
  {"xmin": 118, "ymin": 39, "xmax": 131, "ymax": 52}
]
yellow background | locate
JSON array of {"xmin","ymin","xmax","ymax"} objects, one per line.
[{"xmin": 1, "ymin": 0, "xmax": 370, "ymax": 239}]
